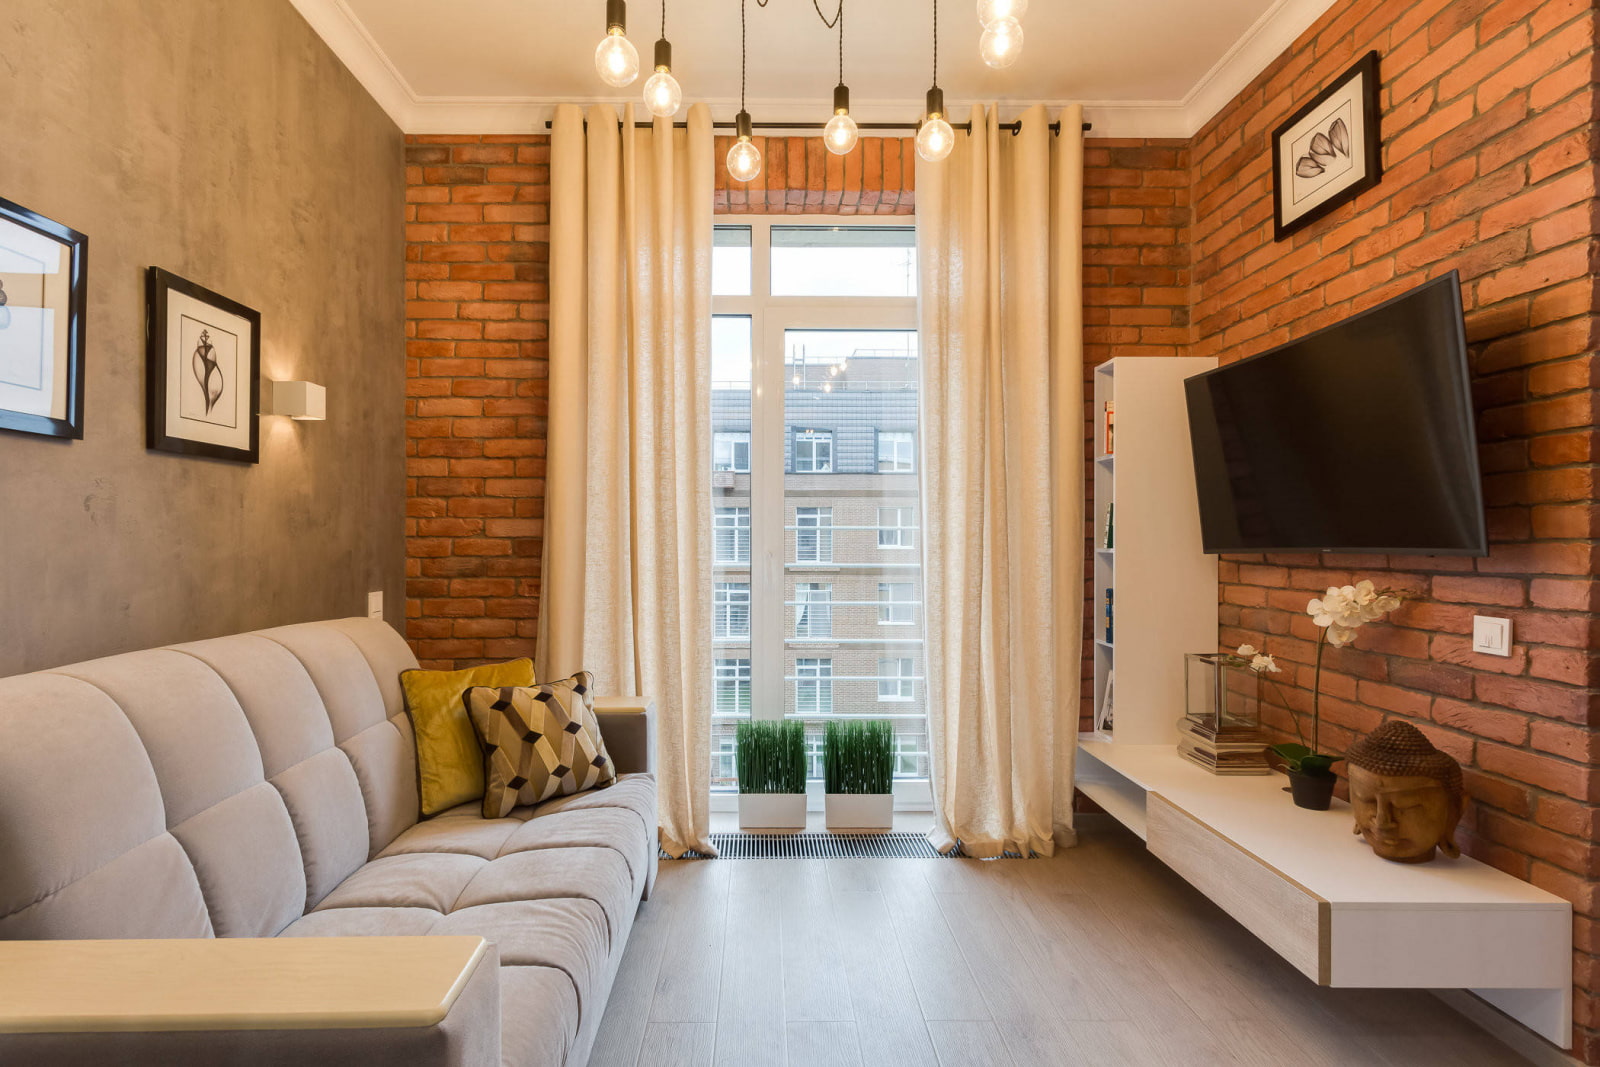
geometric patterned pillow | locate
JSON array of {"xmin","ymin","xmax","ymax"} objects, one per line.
[{"xmin": 463, "ymin": 671, "xmax": 616, "ymax": 818}]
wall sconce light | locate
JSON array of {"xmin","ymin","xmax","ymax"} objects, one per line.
[{"xmin": 265, "ymin": 380, "xmax": 326, "ymax": 421}]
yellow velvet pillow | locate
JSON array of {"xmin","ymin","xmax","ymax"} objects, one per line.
[{"xmin": 402, "ymin": 659, "xmax": 535, "ymax": 816}]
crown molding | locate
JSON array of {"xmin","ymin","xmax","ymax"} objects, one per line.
[
  {"xmin": 1177, "ymin": 0, "xmax": 1340, "ymax": 136},
  {"xmin": 293, "ymin": 0, "xmax": 1340, "ymax": 140}
]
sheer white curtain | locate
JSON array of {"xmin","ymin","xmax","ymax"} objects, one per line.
[
  {"xmin": 540, "ymin": 102, "xmax": 717, "ymax": 858},
  {"xmin": 916, "ymin": 103, "xmax": 1086, "ymax": 857}
]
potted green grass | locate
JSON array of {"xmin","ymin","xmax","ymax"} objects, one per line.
[
  {"xmin": 736, "ymin": 719, "xmax": 807, "ymax": 830},
  {"xmin": 823, "ymin": 719, "xmax": 894, "ymax": 831}
]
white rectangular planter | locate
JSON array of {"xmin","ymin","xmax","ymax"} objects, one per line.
[
  {"xmin": 738, "ymin": 793, "xmax": 806, "ymax": 830},
  {"xmin": 824, "ymin": 793, "xmax": 894, "ymax": 831}
]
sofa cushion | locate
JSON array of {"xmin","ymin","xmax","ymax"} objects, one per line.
[
  {"xmin": 465, "ymin": 673, "xmax": 615, "ymax": 818},
  {"xmin": 342, "ymin": 718, "xmax": 422, "ymax": 857},
  {"xmin": 0, "ymin": 834, "xmax": 213, "ymax": 940},
  {"xmin": 271, "ymin": 747, "xmax": 371, "ymax": 909},
  {"xmin": 453, "ymin": 847, "xmax": 635, "ymax": 942},
  {"xmin": 314, "ymin": 853, "xmax": 487, "ymax": 914},
  {"xmin": 499, "ymin": 966, "xmax": 580, "ymax": 1067},
  {"xmin": 431, "ymin": 899, "xmax": 613, "ymax": 1020},
  {"xmin": 499, "ymin": 808, "xmax": 654, "ymax": 898},
  {"xmin": 171, "ymin": 782, "xmax": 306, "ymax": 937},
  {"xmin": 175, "ymin": 634, "xmax": 335, "ymax": 778},
  {"xmin": 402, "ymin": 659, "xmax": 536, "ymax": 817}
]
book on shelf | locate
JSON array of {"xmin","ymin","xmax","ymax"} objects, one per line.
[
  {"xmin": 1103, "ymin": 399, "xmax": 1115, "ymax": 455},
  {"xmin": 1102, "ymin": 503, "xmax": 1113, "ymax": 550}
]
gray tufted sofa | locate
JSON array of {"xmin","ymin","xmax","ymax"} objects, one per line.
[{"xmin": 0, "ymin": 618, "xmax": 657, "ymax": 1067}]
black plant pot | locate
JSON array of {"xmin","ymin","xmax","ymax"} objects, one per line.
[{"xmin": 1288, "ymin": 770, "xmax": 1337, "ymax": 810}]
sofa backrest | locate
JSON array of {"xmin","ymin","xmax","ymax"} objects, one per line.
[{"xmin": 0, "ymin": 618, "xmax": 420, "ymax": 941}]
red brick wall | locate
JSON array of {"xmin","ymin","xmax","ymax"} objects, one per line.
[
  {"xmin": 1186, "ymin": 0, "xmax": 1600, "ymax": 1057},
  {"xmin": 713, "ymin": 135, "xmax": 915, "ymax": 213},
  {"xmin": 1081, "ymin": 139, "xmax": 1194, "ymax": 727},
  {"xmin": 404, "ymin": 135, "xmax": 550, "ymax": 669}
]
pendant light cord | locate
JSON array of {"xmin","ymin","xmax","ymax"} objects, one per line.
[
  {"xmin": 932, "ymin": 0, "xmax": 938, "ymax": 87},
  {"xmin": 660, "ymin": 0, "xmax": 665, "ymax": 39}
]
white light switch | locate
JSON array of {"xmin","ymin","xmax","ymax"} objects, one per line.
[
  {"xmin": 367, "ymin": 591, "xmax": 384, "ymax": 620},
  {"xmin": 1472, "ymin": 615, "xmax": 1511, "ymax": 656}
]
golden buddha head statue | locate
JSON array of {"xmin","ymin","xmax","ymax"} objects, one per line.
[{"xmin": 1346, "ymin": 720, "xmax": 1463, "ymax": 864}]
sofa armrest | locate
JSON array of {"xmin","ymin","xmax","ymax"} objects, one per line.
[
  {"xmin": 594, "ymin": 696, "xmax": 656, "ymax": 777},
  {"xmin": 0, "ymin": 936, "xmax": 500, "ymax": 1067}
]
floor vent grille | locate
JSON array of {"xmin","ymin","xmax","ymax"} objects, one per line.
[{"xmin": 665, "ymin": 832, "xmax": 957, "ymax": 860}]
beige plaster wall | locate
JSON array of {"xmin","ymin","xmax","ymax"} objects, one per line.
[{"xmin": 0, "ymin": 0, "xmax": 405, "ymax": 674}]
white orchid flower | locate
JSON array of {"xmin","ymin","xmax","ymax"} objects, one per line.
[
  {"xmin": 1251, "ymin": 653, "xmax": 1281, "ymax": 673},
  {"xmin": 1325, "ymin": 624, "xmax": 1358, "ymax": 647},
  {"xmin": 1236, "ymin": 644, "xmax": 1258, "ymax": 657}
]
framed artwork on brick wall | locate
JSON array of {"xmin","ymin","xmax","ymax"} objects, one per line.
[
  {"xmin": 1272, "ymin": 51, "xmax": 1383, "ymax": 241},
  {"xmin": 0, "ymin": 196, "xmax": 87, "ymax": 440},
  {"xmin": 145, "ymin": 267, "xmax": 261, "ymax": 463}
]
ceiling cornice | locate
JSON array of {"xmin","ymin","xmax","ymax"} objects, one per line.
[{"xmin": 291, "ymin": 0, "xmax": 1338, "ymax": 140}]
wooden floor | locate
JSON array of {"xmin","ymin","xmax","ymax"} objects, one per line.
[{"xmin": 589, "ymin": 817, "xmax": 1537, "ymax": 1067}]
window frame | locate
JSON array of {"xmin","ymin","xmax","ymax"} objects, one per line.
[
  {"xmin": 876, "ymin": 430, "xmax": 915, "ymax": 473},
  {"xmin": 792, "ymin": 428, "xmax": 834, "ymax": 473},
  {"xmin": 878, "ymin": 581, "xmax": 917, "ymax": 626},
  {"xmin": 878, "ymin": 505, "xmax": 918, "ymax": 549},
  {"xmin": 713, "ymin": 506, "xmax": 751, "ymax": 564},
  {"xmin": 714, "ymin": 657, "xmax": 752, "ymax": 715},
  {"xmin": 713, "ymin": 431, "xmax": 751, "ymax": 473},
  {"xmin": 711, "ymin": 217, "xmax": 927, "ymax": 814},
  {"xmin": 878, "ymin": 656, "xmax": 916, "ymax": 702},
  {"xmin": 713, "ymin": 581, "xmax": 751, "ymax": 641}
]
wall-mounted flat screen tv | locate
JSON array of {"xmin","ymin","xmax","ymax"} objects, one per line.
[{"xmin": 1185, "ymin": 272, "xmax": 1487, "ymax": 555}]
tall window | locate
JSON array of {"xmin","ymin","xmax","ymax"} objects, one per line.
[
  {"xmin": 877, "ymin": 432, "xmax": 914, "ymax": 472},
  {"xmin": 793, "ymin": 429, "xmax": 833, "ymax": 473},
  {"xmin": 878, "ymin": 657, "xmax": 915, "ymax": 701},
  {"xmin": 714, "ymin": 582, "xmax": 750, "ymax": 640},
  {"xmin": 879, "ymin": 582, "xmax": 916, "ymax": 625},
  {"xmin": 795, "ymin": 507, "xmax": 833, "ymax": 563},
  {"xmin": 794, "ymin": 583, "xmax": 833, "ymax": 639},
  {"xmin": 795, "ymin": 658, "xmax": 833, "ymax": 716},
  {"xmin": 714, "ymin": 432, "xmax": 750, "ymax": 472},
  {"xmin": 709, "ymin": 221, "xmax": 925, "ymax": 803},
  {"xmin": 715, "ymin": 658, "xmax": 751, "ymax": 715},
  {"xmin": 878, "ymin": 506, "xmax": 917, "ymax": 549},
  {"xmin": 714, "ymin": 507, "xmax": 751, "ymax": 563}
]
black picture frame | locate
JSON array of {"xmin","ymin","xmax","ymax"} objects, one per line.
[
  {"xmin": 0, "ymin": 196, "xmax": 88, "ymax": 440},
  {"xmin": 145, "ymin": 267, "xmax": 261, "ymax": 463},
  {"xmin": 1271, "ymin": 51, "xmax": 1383, "ymax": 241}
]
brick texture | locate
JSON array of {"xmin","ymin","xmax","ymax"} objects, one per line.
[
  {"xmin": 1185, "ymin": 0, "xmax": 1600, "ymax": 1057},
  {"xmin": 404, "ymin": 135, "xmax": 551, "ymax": 669},
  {"xmin": 713, "ymin": 135, "xmax": 916, "ymax": 214}
]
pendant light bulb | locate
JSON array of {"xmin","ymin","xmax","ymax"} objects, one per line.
[
  {"xmin": 727, "ymin": 110, "xmax": 763, "ymax": 182},
  {"xmin": 595, "ymin": 0, "xmax": 640, "ymax": 86},
  {"xmin": 916, "ymin": 87, "xmax": 955, "ymax": 163},
  {"xmin": 976, "ymin": 0, "xmax": 1027, "ymax": 25},
  {"xmin": 643, "ymin": 39, "xmax": 681, "ymax": 116},
  {"xmin": 979, "ymin": 16, "xmax": 1023, "ymax": 68},
  {"xmin": 824, "ymin": 84, "xmax": 859, "ymax": 155}
]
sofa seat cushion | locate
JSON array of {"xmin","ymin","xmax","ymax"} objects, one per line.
[{"xmin": 282, "ymin": 771, "xmax": 657, "ymax": 1060}]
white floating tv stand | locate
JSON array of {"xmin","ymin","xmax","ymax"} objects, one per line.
[
  {"xmin": 1077, "ymin": 356, "xmax": 1572, "ymax": 1050},
  {"xmin": 1077, "ymin": 741, "xmax": 1572, "ymax": 1047}
]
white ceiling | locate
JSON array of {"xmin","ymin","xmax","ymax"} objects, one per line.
[{"xmin": 290, "ymin": 0, "xmax": 1339, "ymax": 137}]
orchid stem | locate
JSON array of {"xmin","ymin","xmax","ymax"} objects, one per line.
[{"xmin": 1312, "ymin": 628, "xmax": 1326, "ymax": 754}]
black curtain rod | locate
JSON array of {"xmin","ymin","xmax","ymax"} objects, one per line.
[{"xmin": 543, "ymin": 119, "xmax": 1093, "ymax": 134}]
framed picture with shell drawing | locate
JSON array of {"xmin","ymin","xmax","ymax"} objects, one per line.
[
  {"xmin": 145, "ymin": 267, "xmax": 260, "ymax": 462},
  {"xmin": 1271, "ymin": 51, "xmax": 1382, "ymax": 241},
  {"xmin": 0, "ymin": 196, "xmax": 87, "ymax": 440}
]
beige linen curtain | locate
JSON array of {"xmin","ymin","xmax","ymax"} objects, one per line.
[
  {"xmin": 540, "ymin": 102, "xmax": 716, "ymax": 858},
  {"xmin": 916, "ymin": 103, "xmax": 1086, "ymax": 857}
]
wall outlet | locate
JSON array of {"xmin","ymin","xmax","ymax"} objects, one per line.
[
  {"xmin": 1472, "ymin": 615, "xmax": 1511, "ymax": 657},
  {"xmin": 367, "ymin": 591, "xmax": 384, "ymax": 620}
]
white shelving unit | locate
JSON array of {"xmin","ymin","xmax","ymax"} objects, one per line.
[{"xmin": 1090, "ymin": 356, "xmax": 1218, "ymax": 745}]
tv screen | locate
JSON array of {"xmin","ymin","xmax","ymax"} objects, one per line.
[{"xmin": 1185, "ymin": 272, "xmax": 1487, "ymax": 555}]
